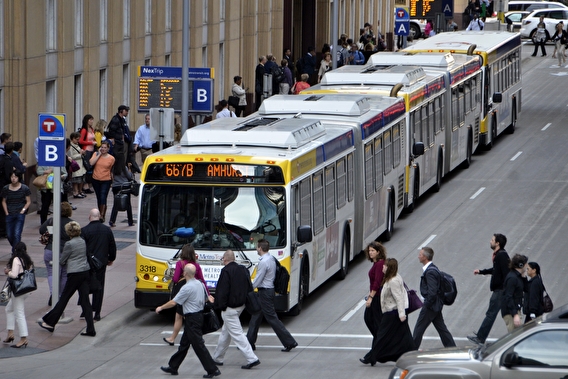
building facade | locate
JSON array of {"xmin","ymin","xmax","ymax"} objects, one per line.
[{"xmin": 0, "ymin": 0, "xmax": 399, "ymax": 168}]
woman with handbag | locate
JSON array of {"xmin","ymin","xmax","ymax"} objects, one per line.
[
  {"xmin": 3, "ymin": 242, "xmax": 33, "ymax": 348},
  {"xmin": 359, "ymin": 241, "xmax": 386, "ymax": 365},
  {"xmin": 68, "ymin": 132, "xmax": 88, "ymax": 198},
  {"xmin": 360, "ymin": 258, "xmax": 415, "ymax": 365},
  {"xmin": 163, "ymin": 244, "xmax": 211, "ymax": 345},
  {"xmin": 524, "ymin": 262, "xmax": 544, "ymax": 323},
  {"xmin": 39, "ymin": 221, "xmax": 96, "ymax": 337},
  {"xmin": 1, "ymin": 172, "xmax": 31, "ymax": 249},
  {"xmin": 108, "ymin": 164, "xmax": 134, "ymax": 227}
]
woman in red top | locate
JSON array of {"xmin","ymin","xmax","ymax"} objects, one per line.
[
  {"xmin": 360, "ymin": 241, "xmax": 387, "ymax": 365},
  {"xmin": 79, "ymin": 114, "xmax": 96, "ymax": 194},
  {"xmin": 163, "ymin": 244, "xmax": 211, "ymax": 345},
  {"xmin": 292, "ymin": 73, "xmax": 311, "ymax": 94}
]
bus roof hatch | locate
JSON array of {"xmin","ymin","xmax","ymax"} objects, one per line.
[
  {"xmin": 321, "ymin": 65, "xmax": 426, "ymax": 87},
  {"xmin": 259, "ymin": 94, "xmax": 371, "ymax": 116}
]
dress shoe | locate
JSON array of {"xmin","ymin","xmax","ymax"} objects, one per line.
[
  {"xmin": 38, "ymin": 321, "xmax": 54, "ymax": 333},
  {"xmin": 359, "ymin": 358, "xmax": 376, "ymax": 366},
  {"xmin": 203, "ymin": 369, "xmax": 221, "ymax": 378},
  {"xmin": 81, "ymin": 332, "xmax": 96, "ymax": 337},
  {"xmin": 241, "ymin": 360, "xmax": 260, "ymax": 369},
  {"xmin": 281, "ymin": 342, "xmax": 298, "ymax": 352},
  {"xmin": 48, "ymin": 295, "xmax": 52, "ymax": 306},
  {"xmin": 94, "ymin": 313, "xmax": 101, "ymax": 321},
  {"xmin": 467, "ymin": 335, "xmax": 482, "ymax": 344},
  {"xmin": 160, "ymin": 366, "xmax": 179, "ymax": 375},
  {"xmin": 163, "ymin": 337, "xmax": 175, "ymax": 346},
  {"xmin": 213, "ymin": 360, "xmax": 223, "ymax": 366}
]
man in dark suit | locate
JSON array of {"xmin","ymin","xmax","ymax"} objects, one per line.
[
  {"xmin": 412, "ymin": 246, "xmax": 456, "ymax": 349},
  {"xmin": 81, "ymin": 208, "xmax": 117, "ymax": 321},
  {"xmin": 255, "ymin": 56, "xmax": 267, "ymax": 110},
  {"xmin": 302, "ymin": 47, "xmax": 317, "ymax": 85}
]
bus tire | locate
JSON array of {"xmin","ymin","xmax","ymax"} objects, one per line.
[
  {"xmin": 433, "ymin": 151, "xmax": 443, "ymax": 193},
  {"xmin": 485, "ymin": 115, "xmax": 497, "ymax": 151},
  {"xmin": 335, "ymin": 232, "xmax": 350, "ymax": 280},
  {"xmin": 506, "ymin": 103, "xmax": 516, "ymax": 134},
  {"xmin": 404, "ymin": 167, "xmax": 419, "ymax": 213},
  {"xmin": 289, "ymin": 256, "xmax": 309, "ymax": 316},
  {"xmin": 382, "ymin": 194, "xmax": 395, "ymax": 241},
  {"xmin": 462, "ymin": 128, "xmax": 473, "ymax": 169}
]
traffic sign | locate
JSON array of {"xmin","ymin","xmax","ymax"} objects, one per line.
[
  {"xmin": 37, "ymin": 139, "xmax": 66, "ymax": 167},
  {"xmin": 191, "ymin": 79, "xmax": 214, "ymax": 113},
  {"xmin": 38, "ymin": 113, "xmax": 65, "ymax": 139},
  {"xmin": 395, "ymin": 7, "xmax": 410, "ymax": 21},
  {"xmin": 395, "ymin": 21, "xmax": 411, "ymax": 36}
]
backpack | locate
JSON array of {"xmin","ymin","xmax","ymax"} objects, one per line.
[
  {"xmin": 478, "ymin": 20, "xmax": 484, "ymax": 30},
  {"xmin": 272, "ymin": 65, "xmax": 285, "ymax": 83},
  {"xmin": 433, "ymin": 267, "xmax": 458, "ymax": 306},
  {"xmin": 273, "ymin": 256, "xmax": 290, "ymax": 294},
  {"xmin": 336, "ymin": 48, "xmax": 345, "ymax": 67}
]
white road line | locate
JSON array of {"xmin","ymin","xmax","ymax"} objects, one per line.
[
  {"xmin": 541, "ymin": 123, "xmax": 551, "ymax": 131},
  {"xmin": 341, "ymin": 300, "xmax": 367, "ymax": 321},
  {"xmin": 510, "ymin": 151, "xmax": 522, "ymax": 161},
  {"xmin": 418, "ymin": 234, "xmax": 436, "ymax": 250},
  {"xmin": 470, "ymin": 187, "xmax": 485, "ymax": 200}
]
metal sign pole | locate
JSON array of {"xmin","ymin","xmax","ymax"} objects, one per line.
[{"xmin": 52, "ymin": 167, "xmax": 61, "ymax": 307}]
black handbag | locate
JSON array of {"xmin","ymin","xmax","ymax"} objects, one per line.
[
  {"xmin": 542, "ymin": 281, "xmax": 553, "ymax": 313},
  {"xmin": 114, "ymin": 188, "xmax": 130, "ymax": 212},
  {"xmin": 88, "ymin": 254, "xmax": 104, "ymax": 271},
  {"xmin": 130, "ymin": 181, "xmax": 140, "ymax": 196},
  {"xmin": 228, "ymin": 95, "xmax": 240, "ymax": 108},
  {"xmin": 200, "ymin": 284, "xmax": 220, "ymax": 334},
  {"xmin": 8, "ymin": 259, "xmax": 37, "ymax": 297},
  {"xmin": 246, "ymin": 291, "xmax": 262, "ymax": 315},
  {"xmin": 88, "ymin": 272, "xmax": 102, "ymax": 294}
]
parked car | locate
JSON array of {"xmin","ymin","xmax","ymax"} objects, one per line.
[
  {"xmin": 505, "ymin": 11, "xmax": 530, "ymax": 32},
  {"xmin": 389, "ymin": 303, "xmax": 568, "ymax": 379},
  {"xmin": 508, "ymin": 0, "xmax": 567, "ymax": 12},
  {"xmin": 520, "ymin": 8, "xmax": 568, "ymax": 40}
]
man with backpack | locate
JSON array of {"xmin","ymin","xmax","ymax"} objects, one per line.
[
  {"xmin": 413, "ymin": 247, "xmax": 456, "ymax": 349},
  {"xmin": 247, "ymin": 239, "xmax": 297, "ymax": 353},
  {"xmin": 466, "ymin": 13, "xmax": 484, "ymax": 31}
]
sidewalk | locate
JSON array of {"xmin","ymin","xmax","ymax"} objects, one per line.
[{"xmin": 0, "ymin": 188, "xmax": 139, "ymax": 358}]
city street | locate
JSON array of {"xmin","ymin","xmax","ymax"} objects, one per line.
[{"xmin": 1, "ymin": 40, "xmax": 568, "ymax": 379}]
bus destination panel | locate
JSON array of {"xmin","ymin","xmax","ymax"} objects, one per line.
[
  {"xmin": 138, "ymin": 78, "xmax": 194, "ymax": 112},
  {"xmin": 145, "ymin": 162, "xmax": 285, "ymax": 184}
]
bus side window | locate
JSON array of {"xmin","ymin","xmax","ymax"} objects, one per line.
[
  {"xmin": 325, "ymin": 165, "xmax": 336, "ymax": 227},
  {"xmin": 347, "ymin": 153, "xmax": 354, "ymax": 202},
  {"xmin": 312, "ymin": 171, "xmax": 324, "ymax": 235},
  {"xmin": 374, "ymin": 135, "xmax": 383, "ymax": 189},
  {"xmin": 336, "ymin": 158, "xmax": 347, "ymax": 209},
  {"xmin": 364, "ymin": 142, "xmax": 374, "ymax": 199},
  {"xmin": 299, "ymin": 178, "xmax": 311, "ymax": 231}
]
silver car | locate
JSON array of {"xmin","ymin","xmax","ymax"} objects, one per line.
[{"xmin": 389, "ymin": 303, "xmax": 568, "ymax": 379}]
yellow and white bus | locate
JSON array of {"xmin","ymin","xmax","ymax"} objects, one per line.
[
  {"xmin": 134, "ymin": 95, "xmax": 411, "ymax": 313},
  {"xmin": 402, "ymin": 31, "xmax": 522, "ymax": 149},
  {"xmin": 303, "ymin": 65, "xmax": 450, "ymax": 211}
]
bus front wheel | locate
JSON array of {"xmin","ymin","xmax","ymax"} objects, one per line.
[
  {"xmin": 289, "ymin": 256, "xmax": 309, "ymax": 316},
  {"xmin": 335, "ymin": 233, "xmax": 350, "ymax": 280}
]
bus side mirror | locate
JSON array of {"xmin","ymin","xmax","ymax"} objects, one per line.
[
  {"xmin": 412, "ymin": 142, "xmax": 424, "ymax": 157},
  {"xmin": 297, "ymin": 225, "xmax": 312, "ymax": 243},
  {"xmin": 492, "ymin": 92, "xmax": 503, "ymax": 103}
]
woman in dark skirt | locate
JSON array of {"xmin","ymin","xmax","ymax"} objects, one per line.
[
  {"xmin": 361, "ymin": 258, "xmax": 415, "ymax": 365},
  {"xmin": 360, "ymin": 242, "xmax": 386, "ymax": 364}
]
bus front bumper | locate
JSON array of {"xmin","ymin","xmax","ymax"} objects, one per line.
[{"xmin": 134, "ymin": 289, "xmax": 171, "ymax": 308}]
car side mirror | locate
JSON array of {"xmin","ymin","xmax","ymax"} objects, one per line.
[
  {"xmin": 502, "ymin": 351, "xmax": 520, "ymax": 368},
  {"xmin": 297, "ymin": 225, "xmax": 312, "ymax": 243},
  {"xmin": 412, "ymin": 142, "xmax": 424, "ymax": 157},
  {"xmin": 492, "ymin": 92, "xmax": 503, "ymax": 103}
]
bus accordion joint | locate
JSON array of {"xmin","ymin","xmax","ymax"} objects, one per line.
[{"xmin": 390, "ymin": 83, "xmax": 404, "ymax": 98}]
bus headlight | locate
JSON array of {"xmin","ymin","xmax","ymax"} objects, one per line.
[{"xmin": 153, "ymin": 275, "xmax": 159, "ymax": 282}]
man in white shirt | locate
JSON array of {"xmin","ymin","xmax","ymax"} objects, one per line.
[
  {"xmin": 216, "ymin": 100, "xmax": 237, "ymax": 119},
  {"xmin": 133, "ymin": 114, "xmax": 155, "ymax": 163},
  {"xmin": 466, "ymin": 13, "xmax": 484, "ymax": 31}
]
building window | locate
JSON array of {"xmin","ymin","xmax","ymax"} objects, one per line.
[
  {"xmin": 0, "ymin": 0, "xmax": 3, "ymax": 58},
  {"xmin": 220, "ymin": 0, "xmax": 225, "ymax": 21},
  {"xmin": 99, "ymin": 69, "xmax": 107, "ymax": 120},
  {"xmin": 144, "ymin": 58, "xmax": 151, "ymax": 66},
  {"xmin": 46, "ymin": 0, "xmax": 57, "ymax": 51},
  {"xmin": 75, "ymin": 0, "xmax": 83, "ymax": 46},
  {"xmin": 203, "ymin": 0, "xmax": 208, "ymax": 23},
  {"xmin": 145, "ymin": 0, "xmax": 152, "ymax": 34},
  {"xmin": 165, "ymin": 54, "xmax": 171, "ymax": 66},
  {"xmin": 123, "ymin": 64, "xmax": 130, "ymax": 106},
  {"xmin": 123, "ymin": 0, "xmax": 130, "ymax": 38},
  {"xmin": 165, "ymin": 0, "xmax": 171, "ymax": 31},
  {"xmin": 46, "ymin": 80, "xmax": 56, "ymax": 113},
  {"xmin": 74, "ymin": 75, "xmax": 83, "ymax": 131},
  {"xmin": 202, "ymin": 46, "xmax": 207, "ymax": 67},
  {"xmin": 100, "ymin": 0, "xmax": 108, "ymax": 42}
]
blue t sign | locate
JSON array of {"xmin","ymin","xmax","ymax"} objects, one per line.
[{"xmin": 38, "ymin": 113, "xmax": 66, "ymax": 167}]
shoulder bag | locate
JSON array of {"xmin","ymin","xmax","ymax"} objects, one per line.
[
  {"xmin": 87, "ymin": 253, "xmax": 104, "ymax": 271},
  {"xmin": 404, "ymin": 282, "xmax": 423, "ymax": 314},
  {"xmin": 8, "ymin": 258, "xmax": 37, "ymax": 297},
  {"xmin": 33, "ymin": 173, "xmax": 48, "ymax": 189},
  {"xmin": 542, "ymin": 279, "xmax": 553, "ymax": 313},
  {"xmin": 201, "ymin": 284, "xmax": 221, "ymax": 335},
  {"xmin": 228, "ymin": 95, "xmax": 240, "ymax": 108},
  {"xmin": 243, "ymin": 265, "xmax": 261, "ymax": 314}
]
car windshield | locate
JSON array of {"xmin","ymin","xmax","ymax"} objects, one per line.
[
  {"xmin": 478, "ymin": 319, "xmax": 540, "ymax": 358},
  {"xmin": 139, "ymin": 185, "xmax": 286, "ymax": 249}
]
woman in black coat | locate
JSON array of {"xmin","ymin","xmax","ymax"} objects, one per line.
[
  {"xmin": 524, "ymin": 262, "xmax": 544, "ymax": 323},
  {"xmin": 501, "ymin": 254, "xmax": 527, "ymax": 333}
]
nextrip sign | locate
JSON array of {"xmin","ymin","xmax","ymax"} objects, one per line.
[{"xmin": 38, "ymin": 113, "xmax": 66, "ymax": 167}]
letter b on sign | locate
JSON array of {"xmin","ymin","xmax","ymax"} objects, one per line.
[{"xmin": 197, "ymin": 89, "xmax": 207, "ymax": 102}]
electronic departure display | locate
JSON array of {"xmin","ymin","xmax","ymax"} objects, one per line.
[
  {"xmin": 138, "ymin": 78, "xmax": 193, "ymax": 112},
  {"xmin": 145, "ymin": 163, "xmax": 285, "ymax": 184},
  {"xmin": 410, "ymin": 0, "xmax": 444, "ymax": 18}
]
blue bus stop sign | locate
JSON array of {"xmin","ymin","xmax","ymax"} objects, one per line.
[{"xmin": 38, "ymin": 113, "xmax": 66, "ymax": 167}]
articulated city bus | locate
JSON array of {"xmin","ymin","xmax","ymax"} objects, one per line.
[
  {"xmin": 134, "ymin": 95, "xmax": 410, "ymax": 314},
  {"xmin": 402, "ymin": 31, "xmax": 522, "ymax": 149},
  {"xmin": 302, "ymin": 65, "xmax": 451, "ymax": 211}
]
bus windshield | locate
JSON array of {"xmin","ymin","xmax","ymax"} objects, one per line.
[{"xmin": 139, "ymin": 185, "xmax": 286, "ymax": 250}]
